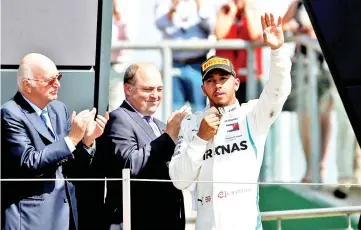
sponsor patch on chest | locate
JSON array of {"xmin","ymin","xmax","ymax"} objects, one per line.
[
  {"xmin": 226, "ymin": 122, "xmax": 240, "ymax": 132},
  {"xmin": 203, "ymin": 141, "xmax": 248, "ymax": 160}
]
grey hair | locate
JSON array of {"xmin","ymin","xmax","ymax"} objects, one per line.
[
  {"xmin": 123, "ymin": 64, "xmax": 139, "ymax": 86},
  {"xmin": 17, "ymin": 64, "xmax": 34, "ymax": 91}
]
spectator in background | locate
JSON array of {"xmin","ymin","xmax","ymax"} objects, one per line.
[
  {"xmin": 109, "ymin": 0, "xmax": 133, "ymax": 112},
  {"xmin": 111, "ymin": 0, "xmax": 129, "ymax": 65},
  {"xmin": 333, "ymin": 91, "xmax": 361, "ymax": 199},
  {"xmin": 155, "ymin": 0, "xmax": 214, "ymax": 112},
  {"xmin": 214, "ymin": 0, "xmax": 263, "ymax": 104},
  {"xmin": 282, "ymin": 0, "xmax": 333, "ymax": 183}
]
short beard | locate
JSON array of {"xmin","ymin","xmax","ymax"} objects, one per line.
[
  {"xmin": 208, "ymin": 97, "xmax": 227, "ymax": 108},
  {"xmin": 214, "ymin": 102, "xmax": 227, "ymax": 108}
]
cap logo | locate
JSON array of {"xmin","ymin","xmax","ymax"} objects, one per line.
[{"xmin": 202, "ymin": 57, "xmax": 230, "ymax": 71}]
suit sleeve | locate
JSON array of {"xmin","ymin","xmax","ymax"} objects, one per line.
[
  {"xmin": 169, "ymin": 117, "xmax": 208, "ymax": 190},
  {"xmin": 248, "ymin": 46, "xmax": 292, "ymax": 136},
  {"xmin": 106, "ymin": 112, "xmax": 176, "ymax": 177},
  {"xmin": 1, "ymin": 107, "xmax": 74, "ymax": 177}
]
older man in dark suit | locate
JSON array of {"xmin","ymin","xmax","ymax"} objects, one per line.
[
  {"xmin": 102, "ymin": 62, "xmax": 190, "ymax": 230},
  {"xmin": 1, "ymin": 53, "xmax": 108, "ymax": 230}
]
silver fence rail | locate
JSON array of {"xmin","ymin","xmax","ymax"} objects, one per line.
[
  {"xmin": 111, "ymin": 35, "xmax": 323, "ymax": 185},
  {"xmin": 188, "ymin": 205, "xmax": 361, "ymax": 230},
  {"xmin": 261, "ymin": 206, "xmax": 361, "ymax": 230}
]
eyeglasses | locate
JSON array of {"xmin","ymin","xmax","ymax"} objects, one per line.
[{"xmin": 27, "ymin": 73, "xmax": 62, "ymax": 85}]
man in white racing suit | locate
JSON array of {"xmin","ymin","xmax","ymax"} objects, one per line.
[{"xmin": 169, "ymin": 13, "xmax": 291, "ymax": 230}]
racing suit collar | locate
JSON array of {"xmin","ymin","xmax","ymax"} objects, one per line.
[
  {"xmin": 204, "ymin": 101, "xmax": 241, "ymax": 115},
  {"xmin": 220, "ymin": 101, "xmax": 240, "ymax": 113}
]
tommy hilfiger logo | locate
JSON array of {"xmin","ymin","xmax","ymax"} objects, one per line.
[{"xmin": 226, "ymin": 122, "xmax": 239, "ymax": 132}]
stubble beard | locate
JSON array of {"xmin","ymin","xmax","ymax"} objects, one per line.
[{"xmin": 208, "ymin": 97, "xmax": 227, "ymax": 108}]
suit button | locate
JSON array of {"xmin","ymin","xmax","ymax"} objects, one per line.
[{"xmin": 64, "ymin": 198, "xmax": 68, "ymax": 203}]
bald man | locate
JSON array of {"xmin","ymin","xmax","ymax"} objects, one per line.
[
  {"xmin": 1, "ymin": 53, "xmax": 108, "ymax": 230},
  {"xmin": 100, "ymin": 63, "xmax": 189, "ymax": 230}
]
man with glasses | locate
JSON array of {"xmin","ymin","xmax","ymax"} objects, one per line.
[{"xmin": 1, "ymin": 53, "xmax": 109, "ymax": 230}]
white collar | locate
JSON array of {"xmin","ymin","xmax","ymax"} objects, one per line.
[
  {"xmin": 124, "ymin": 100, "xmax": 154, "ymax": 121},
  {"xmin": 204, "ymin": 100, "xmax": 240, "ymax": 114},
  {"xmin": 21, "ymin": 93, "xmax": 47, "ymax": 116}
]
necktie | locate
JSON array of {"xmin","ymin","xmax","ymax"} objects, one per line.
[
  {"xmin": 143, "ymin": 116, "xmax": 161, "ymax": 137},
  {"xmin": 40, "ymin": 109, "xmax": 57, "ymax": 140},
  {"xmin": 40, "ymin": 110, "xmax": 63, "ymax": 189}
]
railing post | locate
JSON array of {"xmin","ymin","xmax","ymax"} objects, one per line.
[
  {"xmin": 307, "ymin": 47, "xmax": 321, "ymax": 186},
  {"xmin": 246, "ymin": 47, "xmax": 257, "ymax": 100},
  {"xmin": 122, "ymin": 169, "xmax": 131, "ymax": 230},
  {"xmin": 162, "ymin": 46, "xmax": 173, "ymax": 121},
  {"xmin": 277, "ymin": 219, "xmax": 282, "ymax": 230},
  {"xmin": 347, "ymin": 214, "xmax": 352, "ymax": 229}
]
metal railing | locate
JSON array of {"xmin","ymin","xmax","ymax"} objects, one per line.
[
  {"xmin": 187, "ymin": 206, "xmax": 361, "ymax": 230},
  {"xmin": 261, "ymin": 206, "xmax": 361, "ymax": 230},
  {"xmin": 111, "ymin": 35, "xmax": 323, "ymax": 184},
  {"xmin": 121, "ymin": 169, "xmax": 361, "ymax": 230}
]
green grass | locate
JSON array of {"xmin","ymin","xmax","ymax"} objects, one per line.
[{"xmin": 259, "ymin": 185, "xmax": 358, "ymax": 230}]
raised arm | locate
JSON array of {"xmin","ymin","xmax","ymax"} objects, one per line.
[
  {"xmin": 214, "ymin": 1, "xmax": 237, "ymax": 39},
  {"xmin": 248, "ymin": 13, "xmax": 292, "ymax": 135},
  {"xmin": 155, "ymin": 0, "xmax": 177, "ymax": 31}
]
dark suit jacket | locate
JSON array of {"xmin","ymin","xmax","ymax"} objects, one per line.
[
  {"xmin": 1, "ymin": 92, "xmax": 94, "ymax": 230},
  {"xmin": 102, "ymin": 101, "xmax": 185, "ymax": 230}
]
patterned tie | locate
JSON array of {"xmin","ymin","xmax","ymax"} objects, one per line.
[
  {"xmin": 40, "ymin": 109, "xmax": 57, "ymax": 140},
  {"xmin": 143, "ymin": 116, "xmax": 161, "ymax": 137}
]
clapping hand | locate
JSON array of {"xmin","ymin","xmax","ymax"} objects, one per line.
[
  {"xmin": 166, "ymin": 105, "xmax": 192, "ymax": 142},
  {"xmin": 83, "ymin": 108, "xmax": 109, "ymax": 147}
]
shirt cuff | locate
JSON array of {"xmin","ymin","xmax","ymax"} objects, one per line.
[
  {"xmin": 191, "ymin": 134, "xmax": 209, "ymax": 146},
  {"xmin": 83, "ymin": 140, "xmax": 96, "ymax": 155},
  {"xmin": 271, "ymin": 46, "xmax": 287, "ymax": 57},
  {"xmin": 64, "ymin": 136, "xmax": 76, "ymax": 152}
]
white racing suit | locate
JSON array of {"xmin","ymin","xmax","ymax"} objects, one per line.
[{"xmin": 169, "ymin": 47, "xmax": 292, "ymax": 230}]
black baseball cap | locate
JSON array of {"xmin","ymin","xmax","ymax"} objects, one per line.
[{"xmin": 201, "ymin": 56, "xmax": 236, "ymax": 81}]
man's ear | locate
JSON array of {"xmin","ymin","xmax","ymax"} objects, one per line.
[
  {"xmin": 234, "ymin": 77, "xmax": 240, "ymax": 92},
  {"xmin": 22, "ymin": 80, "xmax": 32, "ymax": 93},
  {"xmin": 124, "ymin": 83, "xmax": 132, "ymax": 96},
  {"xmin": 201, "ymin": 84, "xmax": 207, "ymax": 96}
]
